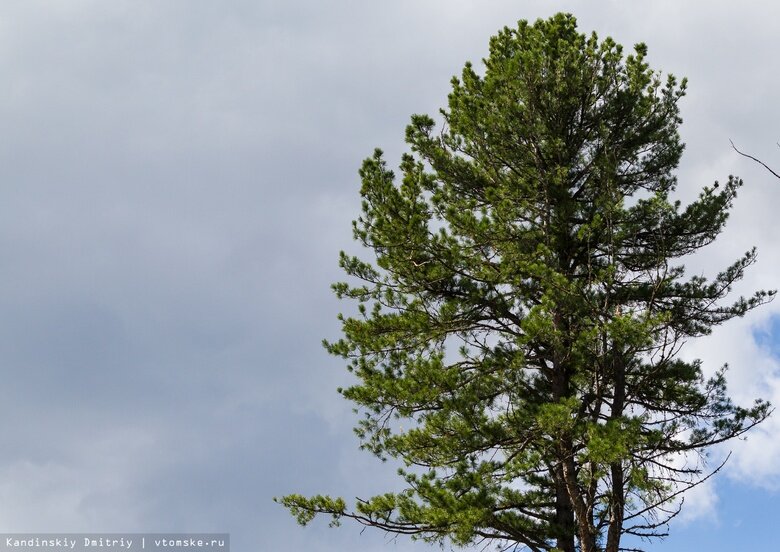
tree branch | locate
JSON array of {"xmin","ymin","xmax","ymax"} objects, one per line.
[{"xmin": 730, "ymin": 139, "xmax": 780, "ymax": 179}]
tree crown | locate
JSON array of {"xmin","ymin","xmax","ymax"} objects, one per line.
[{"xmin": 278, "ymin": 13, "xmax": 773, "ymax": 552}]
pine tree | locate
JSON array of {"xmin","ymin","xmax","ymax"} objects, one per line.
[{"xmin": 278, "ymin": 13, "xmax": 773, "ymax": 552}]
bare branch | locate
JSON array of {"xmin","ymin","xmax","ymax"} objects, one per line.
[{"xmin": 730, "ymin": 139, "xmax": 780, "ymax": 179}]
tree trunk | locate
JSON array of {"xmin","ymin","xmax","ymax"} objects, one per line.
[
  {"xmin": 605, "ymin": 353, "xmax": 626, "ymax": 552},
  {"xmin": 554, "ymin": 465, "xmax": 576, "ymax": 552}
]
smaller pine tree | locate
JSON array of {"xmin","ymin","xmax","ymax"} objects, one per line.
[{"xmin": 278, "ymin": 13, "xmax": 773, "ymax": 552}]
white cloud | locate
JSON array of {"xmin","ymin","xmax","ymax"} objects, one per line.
[{"xmin": 679, "ymin": 477, "xmax": 720, "ymax": 524}]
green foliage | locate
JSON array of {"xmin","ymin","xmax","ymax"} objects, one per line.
[{"xmin": 278, "ymin": 13, "xmax": 773, "ymax": 552}]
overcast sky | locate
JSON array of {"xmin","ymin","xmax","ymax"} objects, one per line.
[{"xmin": 0, "ymin": 1, "xmax": 778, "ymax": 551}]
